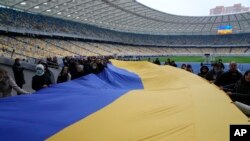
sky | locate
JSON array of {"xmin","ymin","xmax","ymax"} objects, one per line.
[{"xmin": 136, "ymin": 0, "xmax": 250, "ymax": 16}]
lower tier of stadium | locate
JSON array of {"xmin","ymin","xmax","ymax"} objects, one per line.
[{"xmin": 1, "ymin": 34, "xmax": 250, "ymax": 63}]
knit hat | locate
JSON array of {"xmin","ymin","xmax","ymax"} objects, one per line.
[{"xmin": 36, "ymin": 64, "xmax": 45, "ymax": 76}]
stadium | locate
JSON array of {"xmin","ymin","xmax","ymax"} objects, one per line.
[{"xmin": 0, "ymin": 0, "xmax": 250, "ymax": 141}]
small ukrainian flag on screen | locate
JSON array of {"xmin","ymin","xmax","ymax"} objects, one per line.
[{"xmin": 217, "ymin": 25, "xmax": 233, "ymax": 35}]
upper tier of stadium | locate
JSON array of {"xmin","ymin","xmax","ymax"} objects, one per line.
[{"xmin": 1, "ymin": 0, "xmax": 250, "ymax": 35}]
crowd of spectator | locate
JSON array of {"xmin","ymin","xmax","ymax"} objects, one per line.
[
  {"xmin": 46, "ymin": 57, "xmax": 59, "ymax": 69},
  {"xmin": 157, "ymin": 58, "xmax": 245, "ymax": 91},
  {"xmin": 153, "ymin": 58, "xmax": 249, "ymax": 115},
  {"xmin": 0, "ymin": 56, "xmax": 113, "ymax": 97},
  {"xmin": 30, "ymin": 56, "xmax": 113, "ymax": 91},
  {"xmin": 164, "ymin": 58, "xmax": 177, "ymax": 67}
]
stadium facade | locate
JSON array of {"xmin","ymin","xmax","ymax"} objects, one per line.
[{"xmin": 1, "ymin": 0, "xmax": 250, "ymax": 35}]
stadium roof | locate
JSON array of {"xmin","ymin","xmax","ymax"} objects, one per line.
[{"xmin": 1, "ymin": 0, "xmax": 250, "ymax": 35}]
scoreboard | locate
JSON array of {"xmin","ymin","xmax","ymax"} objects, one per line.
[{"xmin": 217, "ymin": 25, "xmax": 233, "ymax": 35}]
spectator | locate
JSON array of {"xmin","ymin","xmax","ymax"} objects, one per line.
[
  {"xmin": 206, "ymin": 62, "xmax": 224, "ymax": 83},
  {"xmin": 12, "ymin": 58, "xmax": 25, "ymax": 95},
  {"xmin": 198, "ymin": 65, "xmax": 209, "ymax": 78},
  {"xmin": 218, "ymin": 59, "xmax": 225, "ymax": 70},
  {"xmin": 83, "ymin": 58, "xmax": 92, "ymax": 75},
  {"xmin": 91, "ymin": 62, "xmax": 99, "ymax": 74},
  {"xmin": 96, "ymin": 59, "xmax": 105, "ymax": 73},
  {"xmin": 32, "ymin": 64, "xmax": 52, "ymax": 91},
  {"xmin": 234, "ymin": 70, "xmax": 250, "ymax": 94},
  {"xmin": 186, "ymin": 64, "xmax": 193, "ymax": 73},
  {"xmin": 62, "ymin": 57, "xmax": 69, "ymax": 67},
  {"xmin": 0, "ymin": 68, "xmax": 29, "ymax": 98},
  {"xmin": 181, "ymin": 64, "xmax": 187, "ymax": 70},
  {"xmin": 170, "ymin": 60, "xmax": 177, "ymax": 67},
  {"xmin": 42, "ymin": 62, "xmax": 56, "ymax": 84},
  {"xmin": 164, "ymin": 58, "xmax": 171, "ymax": 65},
  {"xmin": 153, "ymin": 58, "xmax": 160, "ymax": 65},
  {"xmin": 68, "ymin": 59, "xmax": 78, "ymax": 76},
  {"xmin": 225, "ymin": 70, "xmax": 250, "ymax": 105},
  {"xmin": 147, "ymin": 58, "xmax": 151, "ymax": 62},
  {"xmin": 57, "ymin": 66, "xmax": 71, "ymax": 83},
  {"xmin": 215, "ymin": 61, "xmax": 242, "ymax": 87},
  {"xmin": 71, "ymin": 65, "xmax": 85, "ymax": 80},
  {"xmin": 52, "ymin": 56, "xmax": 58, "ymax": 68}
]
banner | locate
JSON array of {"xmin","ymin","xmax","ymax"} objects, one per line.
[{"xmin": 0, "ymin": 60, "xmax": 248, "ymax": 141}]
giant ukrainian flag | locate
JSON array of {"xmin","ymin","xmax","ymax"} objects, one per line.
[{"xmin": 0, "ymin": 60, "xmax": 248, "ymax": 141}]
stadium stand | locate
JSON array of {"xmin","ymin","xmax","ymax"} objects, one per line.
[
  {"xmin": 0, "ymin": 5, "xmax": 250, "ymax": 61},
  {"xmin": 1, "ymin": 34, "xmax": 250, "ymax": 60},
  {"xmin": 1, "ymin": 7, "xmax": 250, "ymax": 46}
]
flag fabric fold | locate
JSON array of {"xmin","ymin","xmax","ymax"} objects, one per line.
[{"xmin": 0, "ymin": 63, "xmax": 143, "ymax": 141}]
